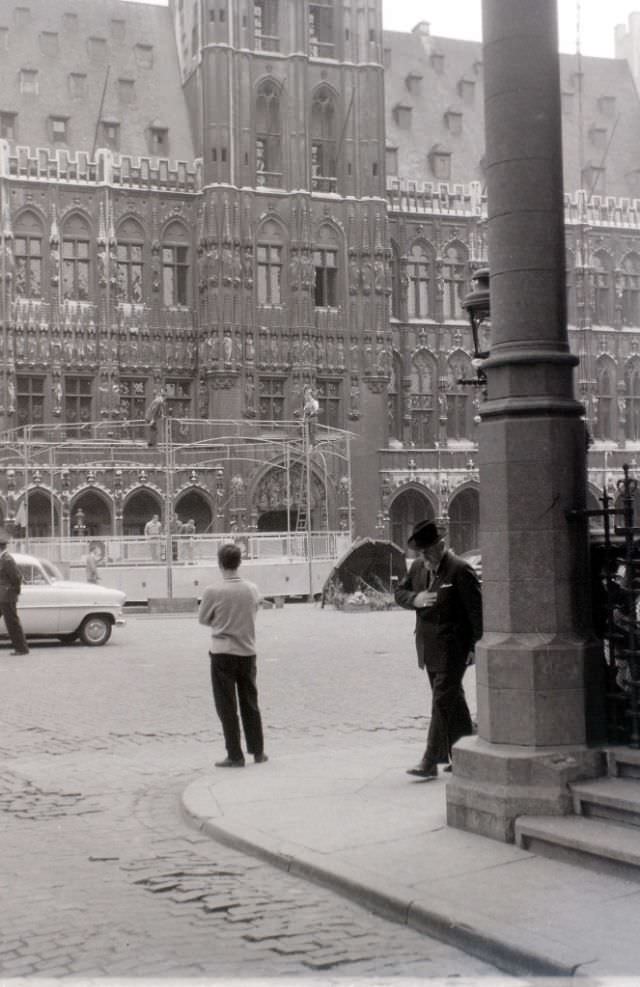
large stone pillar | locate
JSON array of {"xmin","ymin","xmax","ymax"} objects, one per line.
[{"xmin": 446, "ymin": 0, "xmax": 603, "ymax": 842}]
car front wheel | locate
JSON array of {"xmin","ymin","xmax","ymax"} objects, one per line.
[{"xmin": 78, "ymin": 615, "xmax": 112, "ymax": 647}]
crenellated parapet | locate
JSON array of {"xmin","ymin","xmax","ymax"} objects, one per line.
[
  {"xmin": 0, "ymin": 142, "xmax": 200, "ymax": 195},
  {"xmin": 387, "ymin": 178, "xmax": 485, "ymax": 217},
  {"xmin": 564, "ymin": 190, "xmax": 640, "ymax": 229}
]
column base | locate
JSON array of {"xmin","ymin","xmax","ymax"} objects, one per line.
[{"xmin": 446, "ymin": 736, "xmax": 606, "ymax": 843}]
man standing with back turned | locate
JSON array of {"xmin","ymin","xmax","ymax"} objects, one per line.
[
  {"xmin": 395, "ymin": 521, "xmax": 482, "ymax": 779},
  {"xmin": 0, "ymin": 529, "xmax": 30, "ymax": 656},
  {"xmin": 198, "ymin": 543, "xmax": 268, "ymax": 768}
]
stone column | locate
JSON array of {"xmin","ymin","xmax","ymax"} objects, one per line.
[{"xmin": 446, "ymin": 0, "xmax": 604, "ymax": 842}]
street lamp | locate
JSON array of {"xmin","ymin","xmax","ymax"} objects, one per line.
[{"xmin": 461, "ymin": 267, "xmax": 491, "ymax": 392}]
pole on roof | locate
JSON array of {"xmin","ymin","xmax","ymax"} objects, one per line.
[{"xmin": 91, "ymin": 66, "xmax": 111, "ymax": 160}]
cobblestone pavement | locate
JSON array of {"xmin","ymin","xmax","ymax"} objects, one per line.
[{"xmin": 0, "ymin": 605, "xmax": 497, "ymax": 980}]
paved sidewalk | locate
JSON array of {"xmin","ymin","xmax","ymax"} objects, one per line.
[{"xmin": 182, "ymin": 735, "xmax": 640, "ymax": 980}]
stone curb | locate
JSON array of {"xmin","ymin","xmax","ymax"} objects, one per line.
[{"xmin": 181, "ymin": 778, "xmax": 583, "ymax": 979}]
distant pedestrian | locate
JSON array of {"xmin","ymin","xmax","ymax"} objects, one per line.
[
  {"xmin": 144, "ymin": 513, "xmax": 163, "ymax": 561},
  {"xmin": 395, "ymin": 521, "xmax": 482, "ymax": 779},
  {"xmin": 0, "ymin": 528, "xmax": 30, "ymax": 655},
  {"xmin": 183, "ymin": 518, "xmax": 196, "ymax": 562},
  {"xmin": 198, "ymin": 543, "xmax": 268, "ymax": 768},
  {"xmin": 85, "ymin": 545, "xmax": 101, "ymax": 584}
]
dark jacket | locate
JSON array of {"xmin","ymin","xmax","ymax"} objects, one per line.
[
  {"xmin": 0, "ymin": 550, "xmax": 23, "ymax": 603},
  {"xmin": 395, "ymin": 550, "xmax": 482, "ymax": 672}
]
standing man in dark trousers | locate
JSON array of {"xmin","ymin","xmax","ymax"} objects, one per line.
[
  {"xmin": 0, "ymin": 529, "xmax": 30, "ymax": 655},
  {"xmin": 198, "ymin": 543, "xmax": 268, "ymax": 767},
  {"xmin": 395, "ymin": 521, "xmax": 482, "ymax": 779}
]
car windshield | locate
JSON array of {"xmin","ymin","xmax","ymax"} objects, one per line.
[{"xmin": 40, "ymin": 559, "xmax": 63, "ymax": 582}]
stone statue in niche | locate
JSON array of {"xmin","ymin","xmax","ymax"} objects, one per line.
[
  {"xmin": 223, "ymin": 331, "xmax": 233, "ymax": 365},
  {"xmin": 374, "ymin": 254, "xmax": 386, "ymax": 294},
  {"xmin": 52, "ymin": 372, "xmax": 63, "ymax": 416},
  {"xmin": 289, "ymin": 250, "xmax": 300, "ymax": 290},
  {"xmin": 243, "ymin": 245, "xmax": 254, "ymax": 288},
  {"xmin": 360, "ymin": 260, "xmax": 374, "ymax": 295},
  {"xmin": 208, "ymin": 241, "xmax": 219, "ymax": 287},
  {"xmin": 244, "ymin": 374, "xmax": 256, "ymax": 417},
  {"xmin": 349, "ymin": 376, "xmax": 361, "ymax": 420},
  {"xmin": 221, "ymin": 244, "xmax": 234, "ymax": 285},
  {"xmin": 245, "ymin": 333, "xmax": 255, "ymax": 362},
  {"xmin": 232, "ymin": 245, "xmax": 243, "ymax": 286},
  {"xmin": 337, "ymin": 337, "xmax": 345, "ymax": 368},
  {"xmin": 349, "ymin": 256, "xmax": 360, "ymax": 294}
]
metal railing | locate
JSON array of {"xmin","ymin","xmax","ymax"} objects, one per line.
[{"xmin": 14, "ymin": 531, "xmax": 352, "ymax": 567}]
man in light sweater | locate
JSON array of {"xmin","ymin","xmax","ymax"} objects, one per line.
[{"xmin": 198, "ymin": 542, "xmax": 268, "ymax": 767}]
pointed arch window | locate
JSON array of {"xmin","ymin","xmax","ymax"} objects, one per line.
[
  {"xmin": 62, "ymin": 215, "xmax": 91, "ymax": 301},
  {"xmin": 595, "ymin": 362, "xmax": 614, "ymax": 440},
  {"xmin": 254, "ymin": 0, "xmax": 279, "ymax": 51},
  {"xmin": 409, "ymin": 352, "xmax": 435, "ymax": 446},
  {"xmin": 311, "ymin": 86, "xmax": 337, "ymax": 192},
  {"xmin": 14, "ymin": 211, "xmax": 44, "ymax": 299},
  {"xmin": 407, "ymin": 243, "xmax": 432, "ymax": 318},
  {"xmin": 622, "ymin": 253, "xmax": 640, "ymax": 327},
  {"xmin": 116, "ymin": 219, "xmax": 144, "ymax": 304},
  {"xmin": 255, "ymin": 80, "xmax": 282, "ymax": 188},
  {"xmin": 593, "ymin": 252, "xmax": 612, "ymax": 325},
  {"xmin": 446, "ymin": 354, "xmax": 472, "ymax": 440},
  {"xmin": 626, "ymin": 362, "xmax": 640, "ymax": 441},
  {"xmin": 442, "ymin": 244, "xmax": 467, "ymax": 319},
  {"xmin": 309, "ymin": 0, "xmax": 335, "ymax": 59},
  {"xmin": 162, "ymin": 221, "xmax": 189, "ymax": 308}
]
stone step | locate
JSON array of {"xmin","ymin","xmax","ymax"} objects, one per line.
[
  {"xmin": 515, "ymin": 815, "xmax": 640, "ymax": 882},
  {"xmin": 571, "ymin": 777, "xmax": 640, "ymax": 828},
  {"xmin": 608, "ymin": 746, "xmax": 640, "ymax": 780}
]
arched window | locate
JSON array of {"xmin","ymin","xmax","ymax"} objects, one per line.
[
  {"xmin": 626, "ymin": 361, "xmax": 640, "ymax": 441},
  {"xmin": 162, "ymin": 220, "xmax": 189, "ymax": 308},
  {"xmin": 116, "ymin": 218, "xmax": 144, "ymax": 303},
  {"xmin": 409, "ymin": 351, "xmax": 435, "ymax": 446},
  {"xmin": 388, "ymin": 352, "xmax": 402, "ymax": 440},
  {"xmin": 390, "ymin": 241, "xmax": 402, "ymax": 319},
  {"xmin": 256, "ymin": 219, "xmax": 284, "ymax": 306},
  {"xmin": 595, "ymin": 360, "xmax": 615, "ymax": 440},
  {"xmin": 311, "ymin": 85, "xmax": 337, "ymax": 192},
  {"xmin": 62, "ymin": 214, "xmax": 91, "ymax": 301},
  {"xmin": 447, "ymin": 354, "xmax": 472, "ymax": 440},
  {"xmin": 621, "ymin": 253, "xmax": 640, "ymax": 327},
  {"xmin": 565, "ymin": 249, "xmax": 576, "ymax": 326},
  {"xmin": 255, "ymin": 80, "xmax": 282, "ymax": 188},
  {"xmin": 442, "ymin": 243, "xmax": 467, "ymax": 319},
  {"xmin": 14, "ymin": 210, "xmax": 44, "ymax": 298},
  {"xmin": 407, "ymin": 242, "xmax": 432, "ymax": 318},
  {"xmin": 309, "ymin": 0, "xmax": 336, "ymax": 59},
  {"xmin": 593, "ymin": 251, "xmax": 612, "ymax": 325}
]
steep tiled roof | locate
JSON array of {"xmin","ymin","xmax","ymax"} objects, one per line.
[
  {"xmin": 384, "ymin": 25, "xmax": 640, "ymax": 199},
  {"xmin": 0, "ymin": 0, "xmax": 194, "ymax": 161}
]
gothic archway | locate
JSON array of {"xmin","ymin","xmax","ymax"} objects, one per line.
[
  {"xmin": 71, "ymin": 489, "xmax": 112, "ymax": 537},
  {"xmin": 26, "ymin": 490, "xmax": 60, "ymax": 538},
  {"xmin": 448, "ymin": 486, "xmax": 479, "ymax": 555},
  {"xmin": 253, "ymin": 461, "xmax": 329, "ymax": 531},
  {"xmin": 389, "ymin": 486, "xmax": 435, "ymax": 550},
  {"xmin": 175, "ymin": 489, "xmax": 213, "ymax": 533},
  {"xmin": 123, "ymin": 489, "xmax": 164, "ymax": 536}
]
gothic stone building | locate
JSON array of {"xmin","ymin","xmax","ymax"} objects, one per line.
[{"xmin": 2, "ymin": 0, "xmax": 640, "ymax": 546}]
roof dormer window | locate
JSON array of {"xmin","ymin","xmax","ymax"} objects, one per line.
[
  {"xmin": 561, "ymin": 90, "xmax": 575, "ymax": 115},
  {"xmin": 598, "ymin": 95, "xmax": 616, "ymax": 117},
  {"xmin": 69, "ymin": 73, "xmax": 86, "ymax": 98},
  {"xmin": 135, "ymin": 43, "xmax": 154, "ymax": 68},
  {"xmin": 101, "ymin": 119, "xmax": 120, "ymax": 151},
  {"xmin": 309, "ymin": 0, "xmax": 335, "ymax": 59},
  {"xmin": 405, "ymin": 72, "xmax": 423, "ymax": 96},
  {"xmin": 14, "ymin": 6, "xmax": 30, "ymax": 27},
  {"xmin": 428, "ymin": 145, "xmax": 451, "ymax": 180},
  {"xmin": 445, "ymin": 110, "xmax": 463, "ymax": 135},
  {"xmin": 39, "ymin": 31, "xmax": 59, "ymax": 56},
  {"xmin": 50, "ymin": 116, "xmax": 69, "ymax": 144},
  {"xmin": 589, "ymin": 126, "xmax": 607, "ymax": 150},
  {"xmin": 457, "ymin": 78, "xmax": 475, "ymax": 103},
  {"xmin": 0, "ymin": 111, "xmax": 17, "ymax": 140},
  {"xmin": 393, "ymin": 104, "xmax": 412, "ymax": 128},
  {"xmin": 118, "ymin": 78, "xmax": 136, "ymax": 104},
  {"xmin": 430, "ymin": 51, "xmax": 444, "ymax": 74},
  {"xmin": 19, "ymin": 69, "xmax": 38, "ymax": 95},
  {"xmin": 149, "ymin": 125, "xmax": 169, "ymax": 156},
  {"xmin": 88, "ymin": 36, "xmax": 107, "ymax": 61},
  {"xmin": 110, "ymin": 19, "xmax": 125, "ymax": 42}
]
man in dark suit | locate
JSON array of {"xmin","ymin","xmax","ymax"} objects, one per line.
[
  {"xmin": 395, "ymin": 520, "xmax": 482, "ymax": 779},
  {"xmin": 0, "ymin": 529, "xmax": 29, "ymax": 655}
]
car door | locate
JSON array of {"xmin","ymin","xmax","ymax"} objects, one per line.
[{"xmin": 16, "ymin": 563, "xmax": 60, "ymax": 636}]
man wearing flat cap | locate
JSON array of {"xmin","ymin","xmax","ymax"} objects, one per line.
[
  {"xmin": 0, "ymin": 528, "xmax": 30, "ymax": 656},
  {"xmin": 395, "ymin": 520, "xmax": 482, "ymax": 779}
]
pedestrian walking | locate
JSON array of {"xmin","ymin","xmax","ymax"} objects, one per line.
[
  {"xmin": 395, "ymin": 520, "xmax": 482, "ymax": 779},
  {"xmin": 144, "ymin": 513, "xmax": 163, "ymax": 561},
  {"xmin": 0, "ymin": 528, "xmax": 30, "ymax": 655},
  {"xmin": 198, "ymin": 542, "xmax": 268, "ymax": 768},
  {"xmin": 85, "ymin": 545, "xmax": 101, "ymax": 584}
]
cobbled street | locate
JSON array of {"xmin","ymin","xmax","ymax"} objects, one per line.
[{"xmin": 0, "ymin": 603, "xmax": 501, "ymax": 980}]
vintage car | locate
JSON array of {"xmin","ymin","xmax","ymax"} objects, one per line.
[{"xmin": 1, "ymin": 553, "xmax": 126, "ymax": 647}]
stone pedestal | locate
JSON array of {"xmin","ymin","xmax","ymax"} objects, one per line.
[{"xmin": 446, "ymin": 0, "xmax": 604, "ymax": 842}]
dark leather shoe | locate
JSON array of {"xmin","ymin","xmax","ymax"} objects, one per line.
[
  {"xmin": 254, "ymin": 753, "xmax": 269, "ymax": 764},
  {"xmin": 406, "ymin": 762, "xmax": 438, "ymax": 779},
  {"xmin": 215, "ymin": 757, "xmax": 245, "ymax": 768}
]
